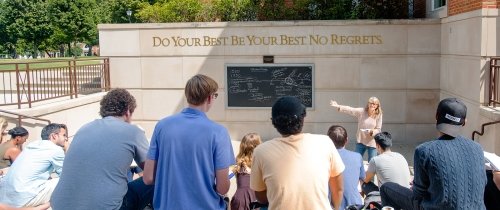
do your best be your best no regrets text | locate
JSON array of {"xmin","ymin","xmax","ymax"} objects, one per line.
[{"xmin": 152, "ymin": 34, "xmax": 383, "ymax": 47}]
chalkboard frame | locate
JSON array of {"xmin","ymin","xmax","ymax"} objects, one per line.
[{"xmin": 225, "ymin": 63, "xmax": 315, "ymax": 109}]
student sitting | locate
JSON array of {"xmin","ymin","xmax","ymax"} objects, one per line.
[
  {"xmin": 0, "ymin": 127, "xmax": 29, "ymax": 169},
  {"xmin": 362, "ymin": 132, "xmax": 411, "ymax": 195}
]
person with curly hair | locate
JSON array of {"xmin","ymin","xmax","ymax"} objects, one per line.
[
  {"xmin": 51, "ymin": 88, "xmax": 153, "ymax": 210},
  {"xmin": 231, "ymin": 133, "xmax": 262, "ymax": 210},
  {"xmin": 250, "ymin": 96, "xmax": 345, "ymax": 210},
  {"xmin": 0, "ymin": 126, "xmax": 29, "ymax": 169}
]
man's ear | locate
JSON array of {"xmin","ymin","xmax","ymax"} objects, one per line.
[{"xmin": 462, "ymin": 118, "xmax": 467, "ymax": 127}]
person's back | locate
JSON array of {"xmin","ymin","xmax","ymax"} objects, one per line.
[
  {"xmin": 51, "ymin": 117, "xmax": 147, "ymax": 209},
  {"xmin": 328, "ymin": 125, "xmax": 364, "ymax": 209},
  {"xmin": 338, "ymin": 149, "xmax": 364, "ymax": 207},
  {"xmin": 0, "ymin": 142, "xmax": 15, "ymax": 168},
  {"xmin": 51, "ymin": 88, "xmax": 151, "ymax": 210},
  {"xmin": 143, "ymin": 74, "xmax": 235, "ymax": 210},
  {"xmin": 413, "ymin": 135, "xmax": 486, "ymax": 209},
  {"xmin": 368, "ymin": 152, "xmax": 410, "ymax": 187},
  {"xmin": 253, "ymin": 133, "xmax": 343, "ymax": 210},
  {"xmin": 250, "ymin": 97, "xmax": 345, "ymax": 210},
  {"xmin": 148, "ymin": 109, "xmax": 233, "ymax": 209}
]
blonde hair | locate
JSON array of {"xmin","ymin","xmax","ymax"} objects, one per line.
[
  {"xmin": 233, "ymin": 133, "xmax": 262, "ymax": 174},
  {"xmin": 365, "ymin": 96, "xmax": 383, "ymax": 117},
  {"xmin": 0, "ymin": 117, "xmax": 7, "ymax": 131}
]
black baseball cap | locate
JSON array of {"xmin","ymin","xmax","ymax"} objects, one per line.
[
  {"xmin": 272, "ymin": 96, "xmax": 306, "ymax": 119},
  {"xmin": 436, "ymin": 98, "xmax": 467, "ymax": 137}
]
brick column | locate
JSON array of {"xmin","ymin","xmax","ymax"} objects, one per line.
[{"xmin": 449, "ymin": 0, "xmax": 499, "ymax": 16}]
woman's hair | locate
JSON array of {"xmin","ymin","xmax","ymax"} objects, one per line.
[
  {"xmin": 0, "ymin": 117, "xmax": 7, "ymax": 131},
  {"xmin": 365, "ymin": 96, "xmax": 383, "ymax": 117},
  {"xmin": 99, "ymin": 88, "xmax": 137, "ymax": 118},
  {"xmin": 185, "ymin": 74, "xmax": 218, "ymax": 106},
  {"xmin": 8, "ymin": 126, "xmax": 29, "ymax": 138},
  {"xmin": 233, "ymin": 133, "xmax": 262, "ymax": 174}
]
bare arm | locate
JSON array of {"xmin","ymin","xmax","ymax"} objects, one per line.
[
  {"xmin": 5, "ymin": 148, "xmax": 21, "ymax": 162},
  {"xmin": 255, "ymin": 190, "xmax": 268, "ymax": 204},
  {"xmin": 329, "ymin": 173, "xmax": 343, "ymax": 210},
  {"xmin": 143, "ymin": 159, "xmax": 156, "ymax": 185},
  {"xmin": 364, "ymin": 171, "xmax": 375, "ymax": 183},
  {"xmin": 215, "ymin": 168, "xmax": 230, "ymax": 195},
  {"xmin": 493, "ymin": 171, "xmax": 500, "ymax": 190}
]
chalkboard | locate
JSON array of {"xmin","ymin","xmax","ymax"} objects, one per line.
[{"xmin": 225, "ymin": 64, "xmax": 314, "ymax": 108}]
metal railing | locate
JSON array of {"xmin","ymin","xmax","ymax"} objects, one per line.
[
  {"xmin": 0, "ymin": 108, "xmax": 51, "ymax": 126},
  {"xmin": 489, "ymin": 57, "xmax": 500, "ymax": 107},
  {"xmin": 472, "ymin": 120, "xmax": 500, "ymax": 141},
  {"xmin": 0, "ymin": 57, "xmax": 110, "ymax": 108}
]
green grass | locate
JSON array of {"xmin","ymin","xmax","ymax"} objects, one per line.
[{"xmin": 0, "ymin": 57, "xmax": 102, "ymax": 71}]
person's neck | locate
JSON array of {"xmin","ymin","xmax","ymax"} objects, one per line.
[
  {"xmin": 382, "ymin": 149, "xmax": 391, "ymax": 153},
  {"xmin": 188, "ymin": 103, "xmax": 209, "ymax": 113}
]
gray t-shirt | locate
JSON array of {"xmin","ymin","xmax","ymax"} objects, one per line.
[
  {"xmin": 51, "ymin": 117, "xmax": 149, "ymax": 210},
  {"xmin": 367, "ymin": 151, "xmax": 411, "ymax": 188}
]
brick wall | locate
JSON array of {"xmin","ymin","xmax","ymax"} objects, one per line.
[{"xmin": 449, "ymin": 0, "xmax": 500, "ymax": 16}]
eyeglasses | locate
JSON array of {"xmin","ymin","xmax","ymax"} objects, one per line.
[{"xmin": 212, "ymin": 93, "xmax": 218, "ymax": 99}]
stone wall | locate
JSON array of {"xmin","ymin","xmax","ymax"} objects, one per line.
[{"xmin": 98, "ymin": 20, "xmax": 442, "ymax": 146}]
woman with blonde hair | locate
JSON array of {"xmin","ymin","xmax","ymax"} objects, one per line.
[
  {"xmin": 231, "ymin": 133, "xmax": 262, "ymax": 210},
  {"xmin": 0, "ymin": 117, "xmax": 8, "ymax": 144},
  {"xmin": 330, "ymin": 97, "xmax": 383, "ymax": 161}
]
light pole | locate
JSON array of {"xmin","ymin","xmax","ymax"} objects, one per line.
[{"xmin": 126, "ymin": 10, "xmax": 132, "ymax": 23}]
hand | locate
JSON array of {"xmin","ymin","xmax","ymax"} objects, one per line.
[{"xmin": 329, "ymin": 100, "xmax": 339, "ymax": 108}]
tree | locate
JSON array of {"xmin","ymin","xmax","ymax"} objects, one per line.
[
  {"xmin": 48, "ymin": 0, "xmax": 99, "ymax": 56},
  {"xmin": 137, "ymin": 0, "xmax": 202, "ymax": 23},
  {"xmin": 1, "ymin": 0, "xmax": 53, "ymax": 58}
]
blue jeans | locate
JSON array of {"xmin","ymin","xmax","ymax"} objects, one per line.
[
  {"xmin": 120, "ymin": 177, "xmax": 154, "ymax": 210},
  {"xmin": 380, "ymin": 182, "xmax": 421, "ymax": 210},
  {"xmin": 355, "ymin": 143, "xmax": 377, "ymax": 162}
]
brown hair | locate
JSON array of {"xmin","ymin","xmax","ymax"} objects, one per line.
[
  {"xmin": 185, "ymin": 74, "xmax": 218, "ymax": 106},
  {"xmin": 327, "ymin": 125, "xmax": 348, "ymax": 149},
  {"xmin": 233, "ymin": 133, "xmax": 262, "ymax": 174},
  {"xmin": 99, "ymin": 89, "xmax": 137, "ymax": 118}
]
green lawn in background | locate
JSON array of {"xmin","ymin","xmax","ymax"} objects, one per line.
[{"xmin": 0, "ymin": 57, "xmax": 102, "ymax": 71}]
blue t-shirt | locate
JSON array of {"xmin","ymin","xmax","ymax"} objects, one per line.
[
  {"xmin": 338, "ymin": 148, "xmax": 365, "ymax": 209},
  {"xmin": 148, "ymin": 108, "xmax": 235, "ymax": 210}
]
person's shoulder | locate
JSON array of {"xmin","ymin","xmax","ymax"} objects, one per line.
[{"xmin": 304, "ymin": 133, "xmax": 331, "ymax": 142}]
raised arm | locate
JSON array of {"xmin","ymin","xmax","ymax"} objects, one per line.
[{"xmin": 329, "ymin": 100, "xmax": 341, "ymax": 110}]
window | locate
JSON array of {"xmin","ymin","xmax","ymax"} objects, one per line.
[{"xmin": 433, "ymin": 0, "xmax": 446, "ymax": 10}]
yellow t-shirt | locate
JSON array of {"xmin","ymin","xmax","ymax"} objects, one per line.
[{"xmin": 250, "ymin": 133, "xmax": 345, "ymax": 210}]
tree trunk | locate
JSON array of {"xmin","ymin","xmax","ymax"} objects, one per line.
[{"xmin": 67, "ymin": 43, "xmax": 72, "ymax": 57}]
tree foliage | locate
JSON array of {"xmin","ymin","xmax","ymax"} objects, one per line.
[
  {"xmin": 47, "ymin": 0, "xmax": 99, "ymax": 56},
  {"xmin": 0, "ymin": 0, "xmax": 52, "ymax": 57},
  {"xmin": 0, "ymin": 0, "xmax": 410, "ymax": 57}
]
